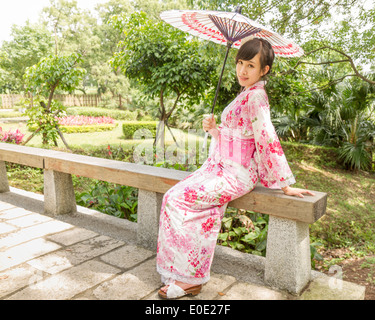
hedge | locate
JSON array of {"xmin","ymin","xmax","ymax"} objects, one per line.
[
  {"xmin": 28, "ymin": 123, "xmax": 118, "ymax": 134},
  {"xmin": 66, "ymin": 107, "xmax": 138, "ymax": 121},
  {"xmin": 122, "ymin": 121, "xmax": 158, "ymax": 139},
  {"xmin": 60, "ymin": 123, "xmax": 118, "ymax": 134}
]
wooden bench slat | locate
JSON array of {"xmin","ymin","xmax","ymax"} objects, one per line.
[
  {"xmin": 229, "ymin": 187, "xmax": 327, "ymax": 224},
  {"xmin": 43, "ymin": 151, "xmax": 190, "ymax": 194},
  {"xmin": 0, "ymin": 143, "xmax": 46, "ymax": 168}
]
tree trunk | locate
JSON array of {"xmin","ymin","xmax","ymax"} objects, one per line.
[{"xmin": 154, "ymin": 90, "xmax": 166, "ymax": 148}]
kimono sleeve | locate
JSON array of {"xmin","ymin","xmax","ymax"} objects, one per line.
[{"xmin": 246, "ymin": 90, "xmax": 296, "ymax": 189}]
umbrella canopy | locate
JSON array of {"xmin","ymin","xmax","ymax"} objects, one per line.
[{"xmin": 160, "ymin": 9, "xmax": 304, "ymax": 57}]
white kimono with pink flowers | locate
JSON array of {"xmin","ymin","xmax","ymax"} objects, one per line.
[{"xmin": 156, "ymin": 81, "xmax": 295, "ymax": 285}]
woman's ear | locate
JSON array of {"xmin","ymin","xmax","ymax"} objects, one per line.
[{"xmin": 261, "ymin": 65, "xmax": 270, "ymax": 77}]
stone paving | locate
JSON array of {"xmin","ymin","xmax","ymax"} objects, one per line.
[{"xmin": 0, "ymin": 191, "xmax": 366, "ymax": 301}]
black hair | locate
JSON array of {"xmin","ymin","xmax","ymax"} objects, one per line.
[{"xmin": 235, "ymin": 38, "xmax": 275, "ymax": 78}]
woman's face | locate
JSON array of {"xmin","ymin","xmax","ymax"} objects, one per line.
[{"xmin": 236, "ymin": 52, "xmax": 269, "ymax": 89}]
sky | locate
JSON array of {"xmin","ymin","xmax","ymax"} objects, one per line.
[{"xmin": 0, "ymin": 0, "xmax": 109, "ymax": 44}]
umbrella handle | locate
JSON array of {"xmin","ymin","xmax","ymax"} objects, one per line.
[
  {"xmin": 202, "ymin": 131, "xmax": 209, "ymax": 153},
  {"xmin": 202, "ymin": 113, "xmax": 214, "ymax": 153}
]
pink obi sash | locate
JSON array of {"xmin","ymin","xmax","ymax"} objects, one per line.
[{"xmin": 216, "ymin": 134, "xmax": 256, "ymax": 167}]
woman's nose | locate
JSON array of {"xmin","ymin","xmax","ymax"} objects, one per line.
[{"xmin": 240, "ymin": 65, "xmax": 247, "ymax": 75}]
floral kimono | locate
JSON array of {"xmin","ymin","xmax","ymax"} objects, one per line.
[{"xmin": 156, "ymin": 81, "xmax": 296, "ymax": 285}]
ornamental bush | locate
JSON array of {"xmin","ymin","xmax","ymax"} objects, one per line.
[
  {"xmin": 122, "ymin": 121, "xmax": 157, "ymax": 139},
  {"xmin": 60, "ymin": 124, "xmax": 118, "ymax": 134}
]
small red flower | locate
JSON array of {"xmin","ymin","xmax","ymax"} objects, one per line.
[
  {"xmin": 267, "ymin": 159, "xmax": 273, "ymax": 169},
  {"xmin": 257, "ymin": 142, "xmax": 263, "ymax": 154},
  {"xmin": 219, "ymin": 194, "xmax": 231, "ymax": 206},
  {"xmin": 202, "ymin": 217, "xmax": 215, "ymax": 232},
  {"xmin": 269, "ymin": 140, "xmax": 283, "ymax": 156},
  {"xmin": 184, "ymin": 187, "xmax": 198, "ymax": 203}
]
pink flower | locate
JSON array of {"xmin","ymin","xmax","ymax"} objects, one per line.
[
  {"xmin": 57, "ymin": 115, "xmax": 115, "ymax": 126},
  {"xmin": 201, "ymin": 217, "xmax": 215, "ymax": 232},
  {"xmin": 241, "ymin": 96, "xmax": 249, "ymax": 105},
  {"xmin": 269, "ymin": 140, "xmax": 284, "ymax": 156},
  {"xmin": 267, "ymin": 159, "xmax": 273, "ymax": 169},
  {"xmin": 219, "ymin": 194, "xmax": 231, "ymax": 206},
  {"xmin": 184, "ymin": 187, "xmax": 198, "ymax": 203},
  {"xmin": 235, "ymin": 106, "xmax": 241, "ymax": 116},
  {"xmin": 205, "ymin": 163, "xmax": 215, "ymax": 173},
  {"xmin": 226, "ymin": 111, "xmax": 233, "ymax": 122},
  {"xmin": 257, "ymin": 142, "xmax": 263, "ymax": 154},
  {"xmin": 238, "ymin": 118, "xmax": 244, "ymax": 126},
  {"xmin": 194, "ymin": 269, "xmax": 205, "ymax": 278},
  {"xmin": 0, "ymin": 128, "xmax": 25, "ymax": 144}
]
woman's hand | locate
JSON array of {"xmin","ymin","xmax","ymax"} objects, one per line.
[
  {"xmin": 282, "ymin": 186, "xmax": 315, "ymax": 198},
  {"xmin": 202, "ymin": 115, "xmax": 216, "ymax": 132},
  {"xmin": 202, "ymin": 115, "xmax": 219, "ymax": 139}
]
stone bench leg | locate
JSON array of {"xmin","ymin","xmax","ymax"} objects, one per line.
[
  {"xmin": 137, "ymin": 189, "xmax": 163, "ymax": 250},
  {"xmin": 0, "ymin": 161, "xmax": 10, "ymax": 193},
  {"xmin": 44, "ymin": 169, "xmax": 77, "ymax": 215},
  {"xmin": 264, "ymin": 216, "xmax": 311, "ymax": 295}
]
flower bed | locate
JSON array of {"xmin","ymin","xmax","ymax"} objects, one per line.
[
  {"xmin": 57, "ymin": 115, "xmax": 115, "ymax": 126},
  {"xmin": 0, "ymin": 127, "xmax": 24, "ymax": 144},
  {"xmin": 57, "ymin": 115, "xmax": 117, "ymax": 133}
]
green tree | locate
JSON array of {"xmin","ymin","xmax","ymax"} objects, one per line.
[
  {"xmin": 23, "ymin": 52, "xmax": 86, "ymax": 147},
  {"xmin": 90, "ymin": 0, "xmax": 134, "ymax": 99},
  {"xmin": 40, "ymin": 0, "xmax": 97, "ymax": 56},
  {"xmin": 0, "ymin": 21, "xmax": 54, "ymax": 92},
  {"xmin": 110, "ymin": 12, "xmax": 216, "ymax": 146},
  {"xmin": 133, "ymin": 0, "xmax": 188, "ymax": 20}
]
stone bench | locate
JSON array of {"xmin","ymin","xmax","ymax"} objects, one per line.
[{"xmin": 0, "ymin": 142, "xmax": 327, "ymax": 294}]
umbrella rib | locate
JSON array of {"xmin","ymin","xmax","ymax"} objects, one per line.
[
  {"xmin": 208, "ymin": 15, "xmax": 230, "ymax": 41},
  {"xmin": 214, "ymin": 14, "xmax": 263, "ymax": 42}
]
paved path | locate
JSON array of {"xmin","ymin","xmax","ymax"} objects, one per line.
[{"xmin": 0, "ymin": 188, "xmax": 366, "ymax": 301}]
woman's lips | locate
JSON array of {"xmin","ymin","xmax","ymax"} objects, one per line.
[{"xmin": 239, "ymin": 77, "xmax": 248, "ymax": 82}]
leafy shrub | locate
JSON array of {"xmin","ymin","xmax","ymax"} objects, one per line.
[
  {"xmin": 0, "ymin": 127, "xmax": 25, "ymax": 144},
  {"xmin": 218, "ymin": 208, "xmax": 269, "ymax": 256},
  {"xmin": 76, "ymin": 180, "xmax": 138, "ymax": 222},
  {"xmin": 0, "ymin": 112, "xmax": 23, "ymax": 118},
  {"xmin": 122, "ymin": 121, "xmax": 157, "ymax": 139},
  {"xmin": 24, "ymin": 97, "xmax": 66, "ymax": 145}
]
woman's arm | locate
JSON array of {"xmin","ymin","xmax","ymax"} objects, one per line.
[{"xmin": 246, "ymin": 91, "xmax": 295, "ymax": 189}]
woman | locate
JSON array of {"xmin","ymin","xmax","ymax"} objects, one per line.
[{"xmin": 157, "ymin": 38, "xmax": 315, "ymax": 299}]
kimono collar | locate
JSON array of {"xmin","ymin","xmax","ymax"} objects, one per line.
[
  {"xmin": 240, "ymin": 81, "xmax": 265, "ymax": 96},
  {"xmin": 244, "ymin": 81, "xmax": 265, "ymax": 92}
]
